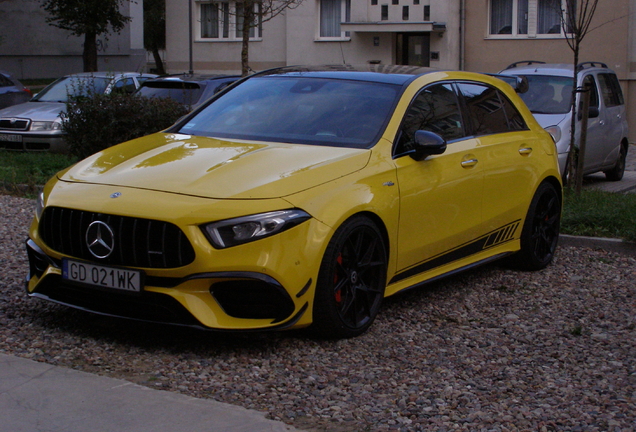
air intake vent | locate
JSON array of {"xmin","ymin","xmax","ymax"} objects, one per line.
[
  {"xmin": 0, "ymin": 118, "xmax": 30, "ymax": 130},
  {"xmin": 40, "ymin": 207, "xmax": 195, "ymax": 269}
]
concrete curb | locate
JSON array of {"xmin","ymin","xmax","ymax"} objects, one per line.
[{"xmin": 559, "ymin": 234, "xmax": 636, "ymax": 257}]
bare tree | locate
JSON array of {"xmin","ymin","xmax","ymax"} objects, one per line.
[
  {"xmin": 559, "ymin": 0, "xmax": 599, "ymax": 191},
  {"xmin": 236, "ymin": 0, "xmax": 304, "ymax": 76}
]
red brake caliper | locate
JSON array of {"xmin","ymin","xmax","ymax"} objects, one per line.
[{"xmin": 334, "ymin": 253, "xmax": 343, "ymax": 303}]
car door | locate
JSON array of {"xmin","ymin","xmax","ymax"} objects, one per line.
[
  {"xmin": 596, "ymin": 72, "xmax": 626, "ymax": 165},
  {"xmin": 578, "ymin": 73, "xmax": 606, "ymax": 173},
  {"xmin": 393, "ymin": 82, "xmax": 485, "ymax": 274},
  {"xmin": 455, "ymin": 82, "xmax": 541, "ymax": 236}
]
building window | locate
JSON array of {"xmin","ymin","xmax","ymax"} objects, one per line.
[
  {"xmin": 199, "ymin": 1, "xmax": 262, "ymax": 40},
  {"xmin": 392, "ymin": 0, "xmax": 399, "ymax": 4},
  {"xmin": 403, "ymin": 5, "xmax": 409, "ymax": 20},
  {"xmin": 413, "ymin": 0, "xmax": 420, "ymax": 4},
  {"xmin": 371, "ymin": 0, "xmax": 378, "ymax": 4},
  {"xmin": 381, "ymin": 4, "xmax": 388, "ymax": 20},
  {"xmin": 320, "ymin": 0, "xmax": 351, "ymax": 38},
  {"xmin": 489, "ymin": 0, "xmax": 574, "ymax": 37},
  {"xmin": 423, "ymin": 5, "xmax": 430, "ymax": 21}
]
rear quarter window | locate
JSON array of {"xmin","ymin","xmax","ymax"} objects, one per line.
[
  {"xmin": 457, "ymin": 82, "xmax": 528, "ymax": 136},
  {"xmin": 597, "ymin": 73, "xmax": 624, "ymax": 107}
]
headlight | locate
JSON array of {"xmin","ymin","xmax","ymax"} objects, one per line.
[
  {"xmin": 544, "ymin": 125, "xmax": 561, "ymax": 144},
  {"xmin": 36, "ymin": 192, "xmax": 45, "ymax": 220},
  {"xmin": 202, "ymin": 209, "xmax": 311, "ymax": 249},
  {"xmin": 30, "ymin": 121, "xmax": 62, "ymax": 131}
]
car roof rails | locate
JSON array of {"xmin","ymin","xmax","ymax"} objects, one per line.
[
  {"xmin": 577, "ymin": 61, "xmax": 608, "ymax": 72},
  {"xmin": 503, "ymin": 60, "xmax": 545, "ymax": 70}
]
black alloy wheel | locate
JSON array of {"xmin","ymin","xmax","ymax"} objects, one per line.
[
  {"xmin": 310, "ymin": 216, "xmax": 387, "ymax": 339},
  {"xmin": 509, "ymin": 181, "xmax": 561, "ymax": 271}
]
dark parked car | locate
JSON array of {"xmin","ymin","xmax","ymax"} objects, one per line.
[
  {"xmin": 0, "ymin": 70, "xmax": 32, "ymax": 109},
  {"xmin": 136, "ymin": 74, "xmax": 241, "ymax": 110}
]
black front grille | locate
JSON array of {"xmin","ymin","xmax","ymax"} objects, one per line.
[
  {"xmin": 40, "ymin": 207, "xmax": 196, "ymax": 268},
  {"xmin": 0, "ymin": 118, "xmax": 30, "ymax": 130}
]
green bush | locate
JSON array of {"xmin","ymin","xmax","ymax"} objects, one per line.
[{"xmin": 62, "ymin": 93, "xmax": 189, "ymax": 159}]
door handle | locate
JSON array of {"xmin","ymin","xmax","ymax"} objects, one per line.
[
  {"xmin": 461, "ymin": 158, "xmax": 478, "ymax": 167},
  {"xmin": 518, "ymin": 147, "xmax": 532, "ymax": 155}
]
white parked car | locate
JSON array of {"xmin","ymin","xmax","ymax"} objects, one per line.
[
  {"xmin": 0, "ymin": 72, "xmax": 157, "ymax": 152},
  {"xmin": 499, "ymin": 61, "xmax": 629, "ymax": 181}
]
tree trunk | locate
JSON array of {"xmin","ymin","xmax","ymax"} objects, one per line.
[
  {"xmin": 83, "ymin": 32, "xmax": 98, "ymax": 72},
  {"xmin": 241, "ymin": 2, "xmax": 254, "ymax": 76},
  {"xmin": 151, "ymin": 45, "xmax": 166, "ymax": 75}
]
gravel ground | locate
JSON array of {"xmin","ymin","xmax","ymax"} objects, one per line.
[{"xmin": 1, "ymin": 194, "xmax": 635, "ymax": 431}]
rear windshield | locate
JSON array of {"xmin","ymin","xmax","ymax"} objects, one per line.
[
  {"xmin": 178, "ymin": 76, "xmax": 401, "ymax": 148},
  {"xmin": 516, "ymin": 75, "xmax": 574, "ymax": 115},
  {"xmin": 137, "ymin": 82, "xmax": 204, "ymax": 106},
  {"xmin": 33, "ymin": 76, "xmax": 111, "ymax": 102}
]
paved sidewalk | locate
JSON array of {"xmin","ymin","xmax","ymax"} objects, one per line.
[
  {"xmin": 582, "ymin": 144, "xmax": 636, "ymax": 193},
  {"xmin": 0, "ymin": 353, "xmax": 301, "ymax": 432}
]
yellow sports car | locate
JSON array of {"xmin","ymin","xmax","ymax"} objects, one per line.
[{"xmin": 26, "ymin": 65, "xmax": 562, "ymax": 338}]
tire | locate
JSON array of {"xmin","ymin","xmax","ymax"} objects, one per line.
[
  {"xmin": 604, "ymin": 144, "xmax": 627, "ymax": 182},
  {"xmin": 310, "ymin": 216, "xmax": 387, "ymax": 339},
  {"xmin": 508, "ymin": 182, "xmax": 561, "ymax": 271}
]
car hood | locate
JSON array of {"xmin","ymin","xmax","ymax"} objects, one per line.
[
  {"xmin": 532, "ymin": 112, "xmax": 569, "ymax": 128},
  {"xmin": 0, "ymin": 101, "xmax": 64, "ymax": 121},
  {"xmin": 60, "ymin": 133, "xmax": 371, "ymax": 199}
]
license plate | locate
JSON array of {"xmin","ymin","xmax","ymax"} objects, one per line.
[
  {"xmin": 62, "ymin": 259, "xmax": 143, "ymax": 293},
  {"xmin": 0, "ymin": 134, "xmax": 22, "ymax": 142}
]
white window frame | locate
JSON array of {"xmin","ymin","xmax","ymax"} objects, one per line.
[
  {"xmin": 197, "ymin": 1, "xmax": 263, "ymax": 42},
  {"xmin": 488, "ymin": 0, "xmax": 574, "ymax": 39},
  {"xmin": 316, "ymin": 0, "xmax": 351, "ymax": 41}
]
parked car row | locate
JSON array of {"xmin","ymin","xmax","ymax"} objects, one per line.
[
  {"xmin": 0, "ymin": 72, "xmax": 157, "ymax": 152},
  {"xmin": 0, "ymin": 71, "xmax": 242, "ymax": 153}
]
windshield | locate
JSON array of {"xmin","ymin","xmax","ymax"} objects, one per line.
[
  {"xmin": 516, "ymin": 75, "xmax": 574, "ymax": 115},
  {"xmin": 178, "ymin": 76, "xmax": 400, "ymax": 148},
  {"xmin": 33, "ymin": 76, "xmax": 111, "ymax": 102},
  {"xmin": 137, "ymin": 82, "xmax": 204, "ymax": 106}
]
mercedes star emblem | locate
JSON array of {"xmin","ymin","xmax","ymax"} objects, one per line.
[{"xmin": 86, "ymin": 221, "xmax": 115, "ymax": 259}]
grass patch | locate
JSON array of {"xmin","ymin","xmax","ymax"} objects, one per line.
[
  {"xmin": 0, "ymin": 150, "xmax": 76, "ymax": 189},
  {"xmin": 561, "ymin": 187, "xmax": 636, "ymax": 242}
]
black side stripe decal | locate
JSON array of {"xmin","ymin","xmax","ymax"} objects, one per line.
[{"xmin": 390, "ymin": 220, "xmax": 521, "ymax": 285}]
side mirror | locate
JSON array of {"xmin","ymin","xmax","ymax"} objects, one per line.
[
  {"xmin": 578, "ymin": 106, "xmax": 600, "ymax": 120},
  {"xmin": 588, "ymin": 106, "xmax": 599, "ymax": 119},
  {"xmin": 410, "ymin": 130, "xmax": 447, "ymax": 161}
]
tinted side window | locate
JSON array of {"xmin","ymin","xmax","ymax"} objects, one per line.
[
  {"xmin": 597, "ymin": 73, "xmax": 624, "ymax": 107},
  {"xmin": 396, "ymin": 83, "xmax": 464, "ymax": 154},
  {"xmin": 457, "ymin": 83, "xmax": 510, "ymax": 136},
  {"xmin": 0, "ymin": 75, "xmax": 12, "ymax": 87},
  {"xmin": 582, "ymin": 75, "xmax": 600, "ymax": 109}
]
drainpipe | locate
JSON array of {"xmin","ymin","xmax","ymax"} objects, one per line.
[{"xmin": 459, "ymin": 0, "xmax": 466, "ymax": 70}]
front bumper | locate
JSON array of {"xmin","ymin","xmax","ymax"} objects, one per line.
[
  {"xmin": 25, "ymin": 181, "xmax": 331, "ymax": 331},
  {"xmin": 0, "ymin": 132, "xmax": 67, "ymax": 152},
  {"xmin": 26, "ymin": 238, "xmax": 313, "ymax": 331}
]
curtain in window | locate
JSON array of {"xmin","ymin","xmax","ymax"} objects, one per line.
[
  {"xmin": 538, "ymin": 0, "xmax": 562, "ymax": 34},
  {"xmin": 320, "ymin": 0, "xmax": 341, "ymax": 37},
  {"xmin": 201, "ymin": 3, "xmax": 219, "ymax": 38},
  {"xmin": 517, "ymin": 0, "xmax": 529, "ymax": 34},
  {"xmin": 235, "ymin": 3, "xmax": 261, "ymax": 38},
  {"xmin": 490, "ymin": 0, "xmax": 512, "ymax": 34}
]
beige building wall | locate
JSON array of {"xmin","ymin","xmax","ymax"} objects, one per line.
[
  {"xmin": 164, "ymin": 0, "xmax": 462, "ymax": 74},
  {"xmin": 464, "ymin": 0, "xmax": 635, "ymax": 142}
]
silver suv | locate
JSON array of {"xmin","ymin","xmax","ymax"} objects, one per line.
[{"xmin": 499, "ymin": 61, "xmax": 629, "ymax": 181}]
